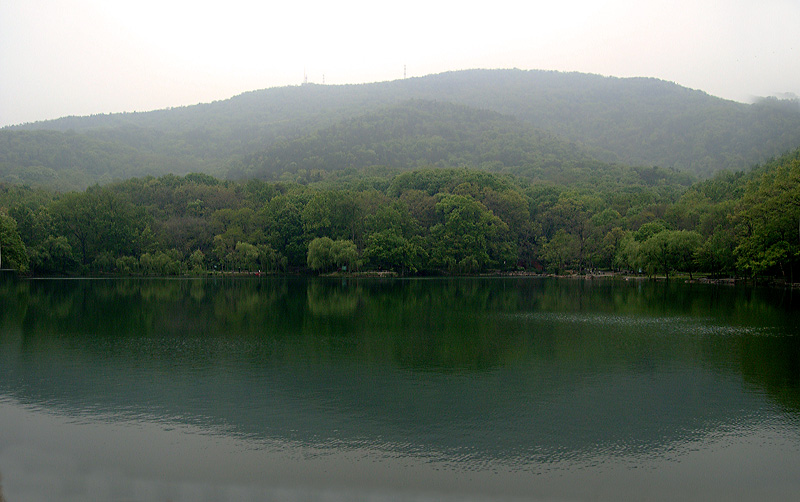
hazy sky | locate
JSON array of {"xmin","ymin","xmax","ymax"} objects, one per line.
[{"xmin": 1, "ymin": 0, "xmax": 798, "ymax": 127}]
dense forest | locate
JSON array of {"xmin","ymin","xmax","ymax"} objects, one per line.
[
  {"xmin": 2, "ymin": 69, "xmax": 799, "ymax": 281},
  {"xmin": 3, "ymin": 69, "xmax": 800, "ymax": 190},
  {"xmin": 2, "ymin": 146, "xmax": 799, "ymax": 282},
  {"xmin": 227, "ymin": 100, "xmax": 611, "ymax": 182}
]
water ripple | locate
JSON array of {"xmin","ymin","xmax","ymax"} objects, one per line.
[{"xmin": 499, "ymin": 311, "xmax": 776, "ymax": 337}]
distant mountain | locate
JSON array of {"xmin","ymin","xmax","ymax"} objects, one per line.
[
  {"xmin": 3, "ymin": 69, "xmax": 800, "ymax": 189},
  {"xmin": 0, "ymin": 128, "xmax": 203, "ymax": 190},
  {"xmin": 228, "ymin": 99, "xmax": 609, "ymax": 182}
]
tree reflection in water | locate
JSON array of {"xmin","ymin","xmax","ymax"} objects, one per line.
[{"xmin": 2, "ymin": 277, "xmax": 800, "ymax": 501}]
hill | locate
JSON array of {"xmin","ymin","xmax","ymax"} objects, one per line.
[
  {"xmin": 228, "ymin": 100, "xmax": 600, "ymax": 179},
  {"xmin": 230, "ymin": 99, "xmax": 695, "ymax": 189},
  {"xmin": 3, "ymin": 69, "xmax": 800, "ymax": 189}
]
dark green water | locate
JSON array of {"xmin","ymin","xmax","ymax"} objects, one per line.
[{"xmin": 1, "ymin": 277, "xmax": 799, "ymax": 501}]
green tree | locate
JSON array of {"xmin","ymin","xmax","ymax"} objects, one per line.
[
  {"xmin": 696, "ymin": 227, "xmax": 736, "ymax": 278},
  {"xmin": 307, "ymin": 237, "xmax": 358, "ymax": 273},
  {"xmin": 256, "ymin": 244, "xmax": 286, "ymax": 273},
  {"xmin": 116, "ymin": 256, "xmax": 139, "ymax": 275},
  {"xmin": 544, "ymin": 194, "xmax": 598, "ymax": 272},
  {"xmin": 670, "ymin": 230, "xmax": 703, "ymax": 279},
  {"xmin": 302, "ymin": 190, "xmax": 360, "ymax": 242},
  {"xmin": 232, "ymin": 241, "xmax": 260, "ymax": 271},
  {"xmin": 364, "ymin": 229, "xmax": 424, "ymax": 274},
  {"xmin": 634, "ymin": 220, "xmax": 668, "ymax": 242},
  {"xmin": 307, "ymin": 237, "xmax": 335, "ymax": 272},
  {"xmin": 91, "ymin": 251, "xmax": 117, "ymax": 274},
  {"xmin": 189, "ymin": 249, "xmax": 206, "ymax": 273},
  {"xmin": 0, "ymin": 212, "xmax": 29, "ymax": 272},
  {"xmin": 331, "ymin": 239, "xmax": 358, "ymax": 272},
  {"xmin": 542, "ymin": 229, "xmax": 578, "ymax": 274},
  {"xmin": 428, "ymin": 194, "xmax": 513, "ymax": 273},
  {"xmin": 262, "ymin": 195, "xmax": 307, "ymax": 267},
  {"xmin": 50, "ymin": 187, "xmax": 145, "ymax": 267},
  {"xmin": 639, "ymin": 229, "xmax": 701, "ymax": 278},
  {"xmin": 145, "ymin": 250, "xmax": 182, "ymax": 276},
  {"xmin": 640, "ymin": 230, "xmax": 673, "ymax": 277},
  {"xmin": 733, "ymin": 150, "xmax": 800, "ymax": 281},
  {"xmin": 616, "ymin": 233, "xmax": 643, "ymax": 273},
  {"xmin": 599, "ymin": 227, "xmax": 627, "ymax": 270},
  {"xmin": 30, "ymin": 235, "xmax": 78, "ymax": 275}
]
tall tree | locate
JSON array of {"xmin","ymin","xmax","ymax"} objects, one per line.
[
  {"xmin": 428, "ymin": 194, "xmax": 513, "ymax": 273},
  {"xmin": 0, "ymin": 212, "xmax": 28, "ymax": 272}
]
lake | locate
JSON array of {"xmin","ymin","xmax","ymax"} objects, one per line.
[{"xmin": 1, "ymin": 276, "xmax": 799, "ymax": 501}]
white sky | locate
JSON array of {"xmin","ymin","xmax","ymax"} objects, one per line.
[{"xmin": 1, "ymin": 0, "xmax": 799, "ymax": 127}]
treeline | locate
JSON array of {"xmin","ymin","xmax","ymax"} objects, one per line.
[{"xmin": 1, "ymin": 148, "xmax": 799, "ymax": 281}]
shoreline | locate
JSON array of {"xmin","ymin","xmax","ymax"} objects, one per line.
[{"xmin": 9, "ymin": 270, "xmax": 799, "ymax": 288}]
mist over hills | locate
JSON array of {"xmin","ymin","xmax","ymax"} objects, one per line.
[
  {"xmin": 227, "ymin": 100, "xmax": 603, "ymax": 180},
  {"xmin": 3, "ymin": 69, "xmax": 800, "ymax": 190}
]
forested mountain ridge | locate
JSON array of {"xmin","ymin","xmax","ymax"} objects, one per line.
[
  {"xmin": 3, "ymin": 69, "xmax": 800, "ymax": 190},
  {"xmin": 228, "ymin": 100, "xmax": 610, "ymax": 182},
  {"xmin": 0, "ymin": 128, "xmax": 208, "ymax": 189},
  {"xmin": 230, "ymin": 100, "xmax": 698, "ymax": 192}
]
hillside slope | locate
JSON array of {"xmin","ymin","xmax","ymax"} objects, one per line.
[
  {"xmin": 228, "ymin": 100, "xmax": 609, "ymax": 181},
  {"xmin": 3, "ymin": 69, "xmax": 800, "ymax": 189}
]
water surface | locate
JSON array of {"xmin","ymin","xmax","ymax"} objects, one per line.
[{"xmin": 1, "ymin": 277, "xmax": 799, "ymax": 501}]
